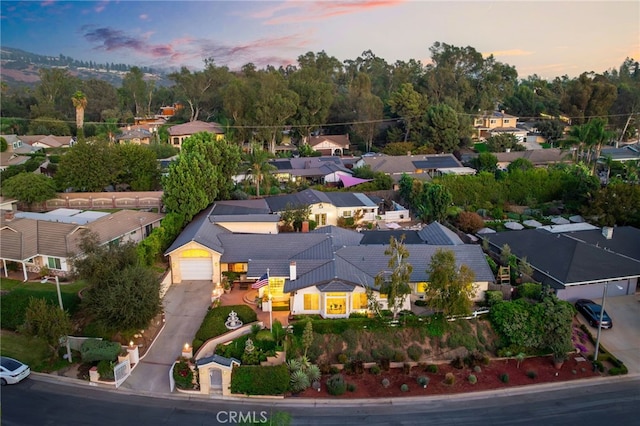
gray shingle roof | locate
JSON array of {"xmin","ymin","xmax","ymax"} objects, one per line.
[
  {"xmin": 418, "ymin": 222, "xmax": 464, "ymax": 245},
  {"xmin": 309, "ymin": 225, "xmax": 363, "ymax": 248},
  {"xmin": 317, "ymin": 280, "xmax": 355, "ymax": 292},
  {"xmin": 164, "ymin": 205, "xmax": 228, "ymax": 255},
  {"xmin": 218, "ymin": 233, "xmax": 329, "ymax": 263},
  {"xmin": 359, "ymin": 230, "xmax": 425, "ymax": 245},
  {"xmin": 196, "ymin": 354, "xmax": 240, "ymax": 368},
  {"xmin": 485, "ymin": 229, "xmax": 640, "ymax": 286}
]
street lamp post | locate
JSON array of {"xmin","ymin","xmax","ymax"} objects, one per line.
[
  {"xmin": 41, "ymin": 275, "xmax": 72, "ymax": 363},
  {"xmin": 593, "ymin": 283, "xmax": 623, "ymax": 369}
]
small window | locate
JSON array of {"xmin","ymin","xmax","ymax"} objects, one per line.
[
  {"xmin": 504, "ymin": 119, "xmax": 510, "ymax": 124},
  {"xmin": 47, "ymin": 257, "xmax": 62, "ymax": 270},
  {"xmin": 173, "ymin": 137, "xmax": 180, "ymax": 145},
  {"xmin": 490, "ymin": 119, "xmax": 496, "ymax": 124},
  {"xmin": 343, "ymin": 211, "xmax": 352, "ymax": 217}
]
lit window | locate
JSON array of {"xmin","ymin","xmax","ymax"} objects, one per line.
[
  {"xmin": 352, "ymin": 293, "xmax": 367, "ymax": 310},
  {"xmin": 304, "ymin": 294, "xmax": 319, "ymax": 310}
]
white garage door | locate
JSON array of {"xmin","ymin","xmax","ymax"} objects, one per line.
[{"xmin": 179, "ymin": 258, "xmax": 212, "ymax": 281}]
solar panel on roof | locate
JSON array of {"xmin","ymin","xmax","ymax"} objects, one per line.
[
  {"xmin": 270, "ymin": 161, "xmax": 292, "ymax": 170},
  {"xmin": 412, "ymin": 157, "xmax": 460, "ymax": 169}
]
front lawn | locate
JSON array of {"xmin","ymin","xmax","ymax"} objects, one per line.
[
  {"xmin": 0, "ymin": 329, "xmax": 53, "ymax": 371},
  {"xmin": 192, "ymin": 305, "xmax": 258, "ymax": 352}
]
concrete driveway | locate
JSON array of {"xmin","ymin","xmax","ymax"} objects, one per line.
[
  {"xmin": 577, "ymin": 295, "xmax": 640, "ymax": 373},
  {"xmin": 120, "ymin": 280, "xmax": 212, "ymax": 394}
]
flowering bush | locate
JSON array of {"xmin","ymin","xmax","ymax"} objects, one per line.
[{"xmin": 173, "ymin": 357, "xmax": 194, "ymax": 389}]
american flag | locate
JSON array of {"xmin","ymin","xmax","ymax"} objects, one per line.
[{"xmin": 251, "ymin": 272, "xmax": 269, "ymax": 289}]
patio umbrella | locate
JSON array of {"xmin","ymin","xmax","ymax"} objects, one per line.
[
  {"xmin": 523, "ymin": 219, "xmax": 542, "ymax": 228},
  {"xmin": 504, "ymin": 221, "xmax": 524, "ymax": 230}
]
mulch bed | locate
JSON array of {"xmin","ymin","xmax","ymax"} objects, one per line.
[{"xmin": 297, "ymin": 354, "xmax": 601, "ymax": 398}]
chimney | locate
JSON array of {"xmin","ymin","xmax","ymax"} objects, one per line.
[
  {"xmin": 4, "ymin": 211, "xmax": 14, "ymax": 221},
  {"xmin": 602, "ymin": 226, "xmax": 613, "ymax": 240},
  {"xmin": 301, "ymin": 221, "xmax": 309, "ymax": 233},
  {"xmin": 289, "ymin": 261, "xmax": 297, "ymax": 281},
  {"xmin": 407, "ymin": 151, "xmax": 411, "ymax": 156}
]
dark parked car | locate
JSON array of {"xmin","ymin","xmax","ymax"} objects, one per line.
[{"xmin": 575, "ymin": 299, "xmax": 613, "ymax": 329}]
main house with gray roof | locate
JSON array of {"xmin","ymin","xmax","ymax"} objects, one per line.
[{"xmin": 165, "ymin": 204, "xmax": 495, "ymax": 318}]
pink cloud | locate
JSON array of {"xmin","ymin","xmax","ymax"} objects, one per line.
[
  {"xmin": 256, "ymin": 0, "xmax": 405, "ymax": 25},
  {"xmin": 81, "ymin": 25, "xmax": 308, "ymax": 70}
]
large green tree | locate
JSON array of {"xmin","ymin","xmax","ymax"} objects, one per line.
[
  {"xmin": 423, "ymin": 103, "xmax": 461, "ymax": 152},
  {"xmin": 56, "ymin": 140, "xmax": 122, "ymax": 191},
  {"xmin": 374, "ymin": 236, "xmax": 413, "ymax": 320},
  {"xmin": 388, "ymin": 83, "xmax": 426, "ymax": 142},
  {"xmin": 73, "ymin": 234, "xmax": 161, "ymax": 331},
  {"xmin": 115, "ymin": 144, "xmax": 160, "ymax": 190},
  {"xmin": 425, "ymin": 249, "xmax": 476, "ymax": 317},
  {"xmin": 2, "ymin": 173, "xmax": 57, "ymax": 208}
]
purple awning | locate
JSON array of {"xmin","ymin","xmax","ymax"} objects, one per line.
[{"xmin": 339, "ymin": 175, "xmax": 373, "ymax": 188}]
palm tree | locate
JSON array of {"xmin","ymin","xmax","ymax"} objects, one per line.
[
  {"xmin": 561, "ymin": 123, "xmax": 590, "ymax": 163},
  {"xmin": 71, "ymin": 91, "xmax": 88, "ymax": 141},
  {"xmin": 246, "ymin": 144, "xmax": 274, "ymax": 197},
  {"xmin": 586, "ymin": 118, "xmax": 614, "ymax": 175}
]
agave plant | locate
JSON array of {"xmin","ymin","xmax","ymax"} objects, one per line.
[
  {"xmin": 306, "ymin": 364, "xmax": 321, "ymax": 382},
  {"xmin": 290, "ymin": 369, "xmax": 310, "ymax": 393},
  {"xmin": 286, "ymin": 358, "xmax": 301, "ymax": 373}
]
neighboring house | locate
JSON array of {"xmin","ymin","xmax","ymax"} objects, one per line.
[
  {"xmin": 493, "ymin": 149, "xmax": 572, "ymax": 170},
  {"xmin": 356, "ymin": 154, "xmax": 473, "ymax": 187},
  {"xmin": 19, "ymin": 135, "xmax": 73, "ymax": 149},
  {"xmin": 116, "ymin": 128, "xmax": 153, "ymax": 145},
  {"xmin": 267, "ymin": 156, "xmax": 354, "ymax": 185},
  {"xmin": 474, "ymin": 110, "xmax": 519, "ymax": 140},
  {"xmin": 483, "ymin": 226, "xmax": 640, "ymax": 301},
  {"xmin": 265, "ymin": 188, "xmax": 379, "ymax": 227},
  {"xmin": 0, "ymin": 209, "xmax": 164, "ymax": 280},
  {"xmin": 0, "ymin": 197, "xmax": 18, "ymax": 214},
  {"xmin": 0, "ymin": 152, "xmax": 29, "ymax": 171},
  {"xmin": 600, "ymin": 144, "xmax": 640, "ymax": 163},
  {"xmin": 1, "ymin": 134, "xmax": 42, "ymax": 155},
  {"xmin": 165, "ymin": 206, "xmax": 495, "ymax": 318},
  {"xmin": 167, "ymin": 121, "xmax": 224, "ymax": 149},
  {"xmin": 305, "ymin": 134, "xmax": 350, "ymax": 156}
]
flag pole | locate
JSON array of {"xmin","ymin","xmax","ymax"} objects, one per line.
[{"xmin": 267, "ymin": 268, "xmax": 272, "ymax": 334}]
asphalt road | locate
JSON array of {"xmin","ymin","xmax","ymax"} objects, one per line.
[{"xmin": 2, "ymin": 375, "xmax": 639, "ymax": 426}]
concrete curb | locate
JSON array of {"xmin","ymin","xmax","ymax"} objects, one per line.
[{"xmin": 30, "ymin": 371, "xmax": 640, "ymax": 406}]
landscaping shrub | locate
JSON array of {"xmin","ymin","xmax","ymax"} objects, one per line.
[
  {"xmin": 326, "ymin": 374, "xmax": 347, "ymax": 396},
  {"xmin": 403, "ymin": 363, "xmax": 411, "ymax": 375},
  {"xmin": 400, "ymin": 384, "xmax": 409, "ymax": 392},
  {"xmin": 290, "ymin": 370, "xmax": 310, "ymax": 393},
  {"xmin": 392, "ymin": 351, "xmax": 406, "ymax": 362},
  {"xmin": 500, "ymin": 373, "xmax": 509, "ymax": 383},
  {"xmin": 381, "ymin": 378, "xmax": 390, "ymax": 388},
  {"xmin": 370, "ymin": 365, "xmax": 381, "ymax": 375},
  {"xmin": 347, "ymin": 383, "xmax": 357, "ymax": 392},
  {"xmin": 230, "ymin": 364, "xmax": 289, "ymax": 395},
  {"xmin": 414, "ymin": 299, "xmax": 428, "ymax": 307},
  {"xmin": 444, "ymin": 372, "xmax": 455, "ymax": 385},
  {"xmin": 473, "ymin": 365, "xmax": 482, "ymax": 373},
  {"xmin": 526, "ymin": 370, "xmax": 538, "ymax": 379},
  {"xmin": 80, "ymin": 339, "xmax": 121, "ymax": 363},
  {"xmin": 193, "ymin": 305, "xmax": 258, "ymax": 351},
  {"xmin": 484, "ymin": 290, "xmax": 503, "ymax": 307},
  {"xmin": 426, "ymin": 364, "xmax": 438, "ymax": 373},
  {"xmin": 468, "ymin": 374, "xmax": 477, "ymax": 384},
  {"xmin": 337, "ymin": 353, "xmax": 348, "ymax": 364},
  {"xmin": 515, "ymin": 283, "xmax": 542, "ymax": 300},
  {"xmin": 464, "ymin": 350, "xmax": 488, "ymax": 368},
  {"xmin": 407, "ymin": 344, "xmax": 423, "ymax": 362},
  {"xmin": 291, "ymin": 318, "xmax": 370, "ymax": 335},
  {"xmin": 173, "ymin": 357, "xmax": 193, "ymax": 389},
  {"xmin": 456, "ymin": 211, "xmax": 485, "ymax": 233},
  {"xmin": 417, "ymin": 376, "xmax": 429, "ymax": 387},
  {"xmin": 446, "ymin": 333, "xmax": 477, "ymax": 351},
  {"xmin": 97, "ymin": 360, "xmax": 115, "ymax": 380}
]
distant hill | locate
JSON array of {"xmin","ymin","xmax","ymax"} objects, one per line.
[{"xmin": 0, "ymin": 46, "xmax": 172, "ymax": 87}]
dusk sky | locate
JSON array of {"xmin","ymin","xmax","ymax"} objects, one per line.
[{"xmin": 1, "ymin": 0, "xmax": 638, "ymax": 79}]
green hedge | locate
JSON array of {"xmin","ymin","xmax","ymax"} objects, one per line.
[
  {"xmin": 193, "ymin": 305, "xmax": 258, "ymax": 351},
  {"xmin": 230, "ymin": 364, "xmax": 289, "ymax": 395},
  {"xmin": 0, "ymin": 289, "xmax": 81, "ymax": 330},
  {"xmin": 80, "ymin": 339, "xmax": 122, "ymax": 363}
]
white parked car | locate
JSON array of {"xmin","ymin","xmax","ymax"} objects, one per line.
[{"xmin": 0, "ymin": 356, "xmax": 31, "ymax": 385}]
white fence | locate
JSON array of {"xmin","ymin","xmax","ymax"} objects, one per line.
[
  {"xmin": 447, "ymin": 309, "xmax": 490, "ymax": 322},
  {"xmin": 381, "ymin": 209, "xmax": 411, "ymax": 223},
  {"xmin": 67, "ymin": 336, "xmax": 102, "ymax": 352},
  {"xmin": 114, "ymin": 359, "xmax": 131, "ymax": 389},
  {"xmin": 159, "ymin": 271, "xmax": 172, "ymax": 299}
]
